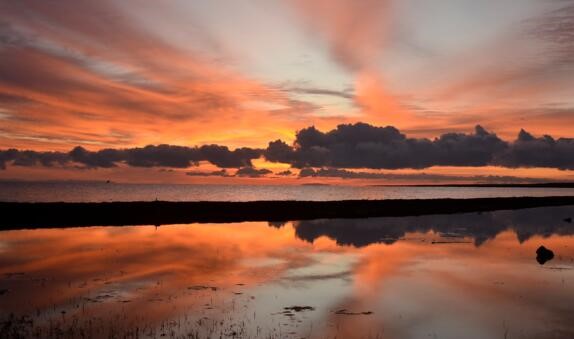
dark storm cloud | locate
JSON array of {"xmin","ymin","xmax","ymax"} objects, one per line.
[
  {"xmin": 1, "ymin": 123, "xmax": 574, "ymax": 171},
  {"xmin": 265, "ymin": 123, "xmax": 508, "ymax": 169}
]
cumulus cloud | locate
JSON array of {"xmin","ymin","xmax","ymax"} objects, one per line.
[
  {"xmin": 495, "ymin": 130, "xmax": 574, "ymax": 170},
  {"xmin": 1, "ymin": 123, "xmax": 574, "ymax": 172},
  {"xmin": 69, "ymin": 147, "xmax": 123, "ymax": 168},
  {"xmin": 1, "ymin": 144, "xmax": 262, "ymax": 170},
  {"xmin": 199, "ymin": 145, "xmax": 261, "ymax": 168},
  {"xmin": 235, "ymin": 167, "xmax": 272, "ymax": 178},
  {"xmin": 265, "ymin": 123, "xmax": 508, "ymax": 169},
  {"xmin": 0, "ymin": 148, "xmax": 68, "ymax": 169}
]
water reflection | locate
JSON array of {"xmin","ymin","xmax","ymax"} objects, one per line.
[
  {"xmin": 292, "ymin": 206, "xmax": 574, "ymax": 247},
  {"xmin": 0, "ymin": 206, "xmax": 573, "ymax": 338}
]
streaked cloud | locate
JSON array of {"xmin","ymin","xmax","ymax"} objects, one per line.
[{"xmin": 1, "ymin": 0, "xmax": 574, "ymax": 183}]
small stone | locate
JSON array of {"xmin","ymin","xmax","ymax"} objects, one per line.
[{"xmin": 536, "ymin": 246, "xmax": 554, "ymax": 265}]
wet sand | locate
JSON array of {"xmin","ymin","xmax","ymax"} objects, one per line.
[{"xmin": 2, "ymin": 196, "xmax": 574, "ymax": 229}]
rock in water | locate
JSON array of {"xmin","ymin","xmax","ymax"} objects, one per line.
[{"xmin": 536, "ymin": 246, "xmax": 554, "ymax": 265}]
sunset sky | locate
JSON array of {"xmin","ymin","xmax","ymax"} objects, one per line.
[{"xmin": 1, "ymin": 0, "xmax": 574, "ymax": 184}]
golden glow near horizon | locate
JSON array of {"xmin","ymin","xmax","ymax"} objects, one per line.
[{"xmin": 1, "ymin": 0, "xmax": 574, "ymax": 184}]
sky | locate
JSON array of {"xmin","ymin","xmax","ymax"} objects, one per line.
[{"xmin": 1, "ymin": 0, "xmax": 574, "ymax": 184}]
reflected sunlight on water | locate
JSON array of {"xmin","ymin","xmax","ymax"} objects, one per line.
[{"xmin": 1, "ymin": 206, "xmax": 574, "ymax": 338}]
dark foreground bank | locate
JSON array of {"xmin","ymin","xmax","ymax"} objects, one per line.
[{"xmin": 2, "ymin": 196, "xmax": 574, "ymax": 229}]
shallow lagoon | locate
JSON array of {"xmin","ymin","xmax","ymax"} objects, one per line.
[{"xmin": 1, "ymin": 206, "xmax": 574, "ymax": 338}]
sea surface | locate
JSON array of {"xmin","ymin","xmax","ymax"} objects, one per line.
[
  {"xmin": 2, "ymin": 181, "xmax": 574, "ymax": 202},
  {"xmin": 1, "ymin": 206, "xmax": 573, "ymax": 338}
]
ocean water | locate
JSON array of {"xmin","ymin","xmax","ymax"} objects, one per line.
[
  {"xmin": 1, "ymin": 181, "xmax": 574, "ymax": 202},
  {"xmin": 1, "ymin": 206, "xmax": 573, "ymax": 338}
]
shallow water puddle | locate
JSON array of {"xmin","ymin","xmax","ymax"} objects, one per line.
[{"xmin": 1, "ymin": 206, "xmax": 574, "ymax": 338}]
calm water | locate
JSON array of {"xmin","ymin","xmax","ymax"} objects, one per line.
[
  {"xmin": 1, "ymin": 206, "xmax": 574, "ymax": 338},
  {"xmin": 2, "ymin": 182, "xmax": 574, "ymax": 202}
]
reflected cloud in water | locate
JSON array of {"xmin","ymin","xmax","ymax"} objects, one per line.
[
  {"xmin": 291, "ymin": 206, "xmax": 574, "ymax": 247},
  {"xmin": 0, "ymin": 206, "xmax": 573, "ymax": 338}
]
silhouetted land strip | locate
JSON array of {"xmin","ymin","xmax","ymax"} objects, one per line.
[
  {"xmin": 2, "ymin": 196, "xmax": 574, "ymax": 229},
  {"xmin": 372, "ymin": 182, "xmax": 574, "ymax": 188}
]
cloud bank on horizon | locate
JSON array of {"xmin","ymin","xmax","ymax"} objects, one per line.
[
  {"xmin": 1, "ymin": 0, "xmax": 574, "ymax": 182},
  {"xmin": 2, "ymin": 123, "xmax": 574, "ymax": 174}
]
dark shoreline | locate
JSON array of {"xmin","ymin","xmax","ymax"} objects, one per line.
[
  {"xmin": 2, "ymin": 196, "xmax": 574, "ymax": 230},
  {"xmin": 371, "ymin": 183, "xmax": 574, "ymax": 188},
  {"xmin": 3, "ymin": 180, "xmax": 574, "ymax": 188}
]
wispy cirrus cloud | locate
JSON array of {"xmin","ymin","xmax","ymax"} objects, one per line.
[
  {"xmin": 0, "ymin": 0, "xmax": 326, "ymax": 151},
  {"xmin": 1, "ymin": 0, "xmax": 574, "ymax": 174}
]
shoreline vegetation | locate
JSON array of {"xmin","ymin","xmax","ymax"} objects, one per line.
[{"xmin": 1, "ymin": 196, "xmax": 574, "ymax": 230}]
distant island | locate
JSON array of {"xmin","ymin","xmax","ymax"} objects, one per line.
[{"xmin": 371, "ymin": 182, "xmax": 574, "ymax": 188}]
